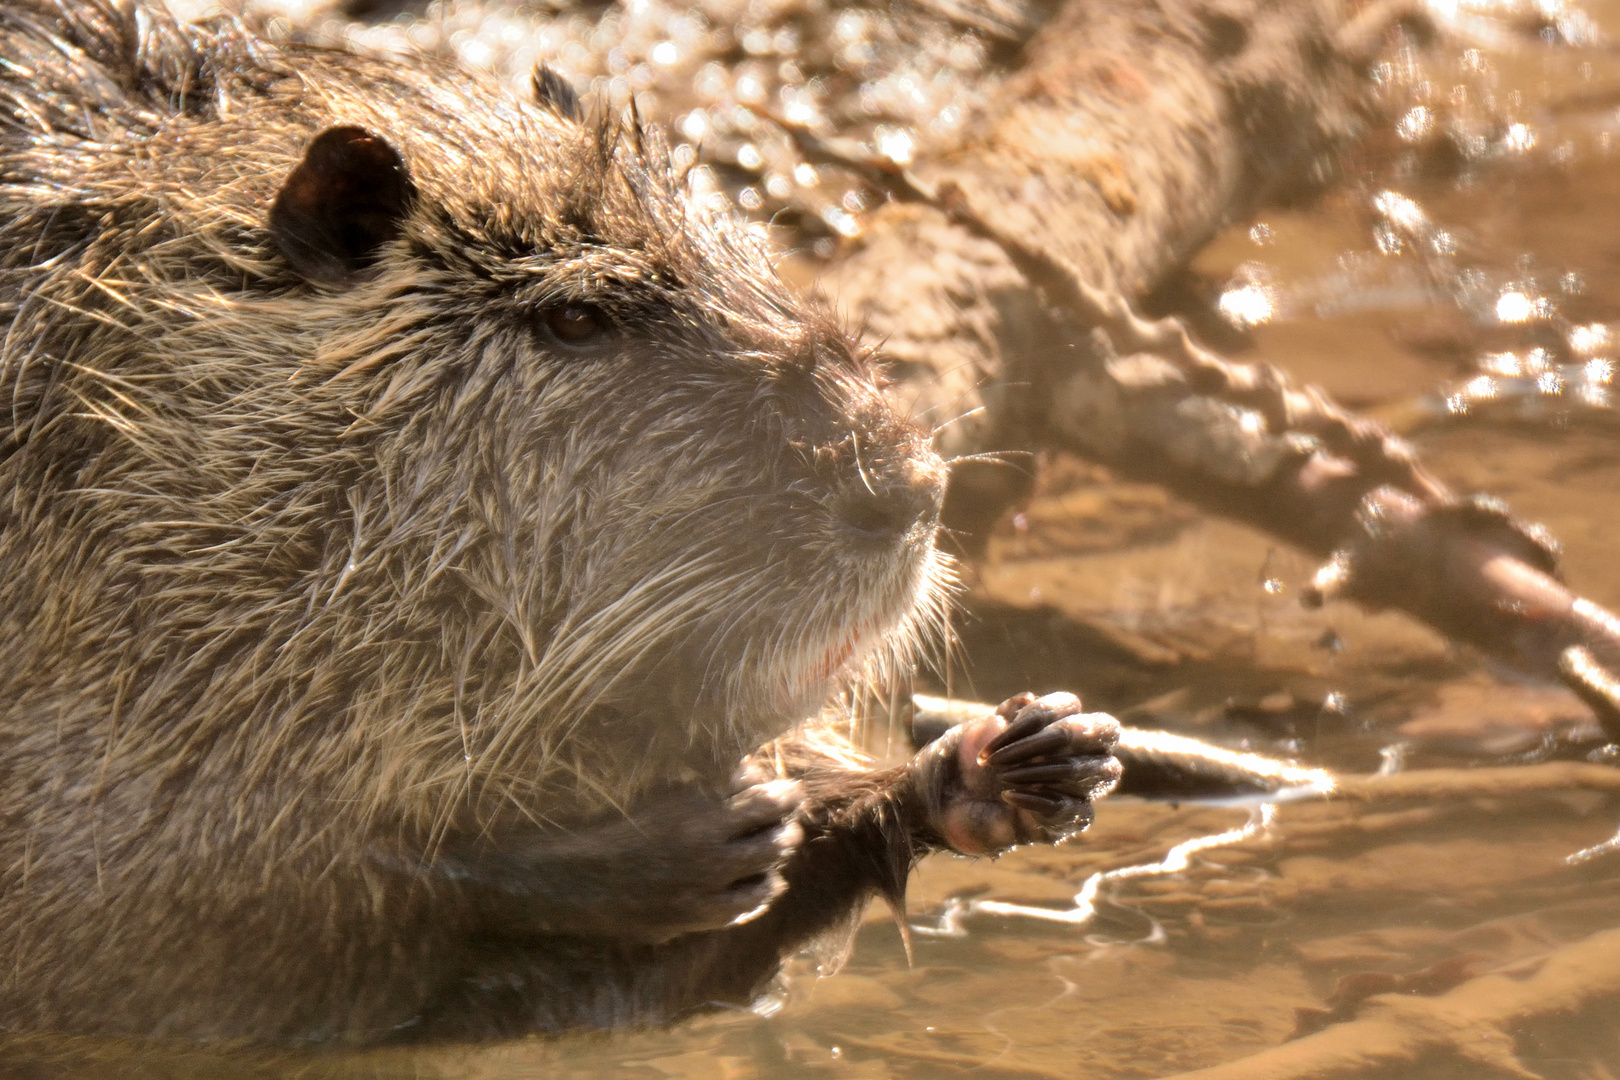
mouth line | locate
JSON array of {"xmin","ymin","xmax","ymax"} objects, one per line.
[
  {"xmin": 808, "ymin": 630, "xmax": 861, "ymax": 685},
  {"xmin": 775, "ymin": 620, "xmax": 872, "ymax": 714},
  {"xmin": 771, "ymin": 543, "xmax": 946, "ymax": 715}
]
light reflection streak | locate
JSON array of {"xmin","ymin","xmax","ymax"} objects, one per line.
[{"xmin": 914, "ymin": 804, "xmax": 1277, "ymax": 935}]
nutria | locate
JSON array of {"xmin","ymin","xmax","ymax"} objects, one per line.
[{"xmin": 0, "ymin": 0, "xmax": 1123, "ymax": 1045}]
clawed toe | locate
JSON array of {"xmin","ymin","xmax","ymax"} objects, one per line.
[{"xmin": 929, "ymin": 691, "xmax": 1123, "ymax": 856}]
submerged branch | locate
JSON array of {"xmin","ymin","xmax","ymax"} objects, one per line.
[{"xmin": 821, "ymin": 0, "xmax": 1620, "ymax": 715}]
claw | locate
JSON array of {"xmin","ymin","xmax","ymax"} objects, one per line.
[
  {"xmin": 987, "ymin": 724, "xmax": 1074, "ymax": 767},
  {"xmin": 993, "ymin": 691, "xmax": 1039, "ymax": 720},
  {"xmin": 979, "ymin": 710, "xmax": 1051, "ymax": 762},
  {"xmin": 1000, "ymin": 762, "xmax": 1080, "ymax": 785},
  {"xmin": 1002, "ymin": 789, "xmax": 1064, "ymax": 815},
  {"xmin": 1002, "ymin": 759, "xmax": 1120, "ymax": 799},
  {"xmin": 980, "ymin": 692, "xmax": 1081, "ymax": 761}
]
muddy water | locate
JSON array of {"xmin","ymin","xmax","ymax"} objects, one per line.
[
  {"xmin": 17, "ymin": 0, "xmax": 1620, "ymax": 1076},
  {"xmin": 470, "ymin": 1, "xmax": 1620, "ymax": 1073}
]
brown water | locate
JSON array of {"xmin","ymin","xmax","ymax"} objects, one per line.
[{"xmin": 18, "ymin": 0, "xmax": 1620, "ymax": 1075}]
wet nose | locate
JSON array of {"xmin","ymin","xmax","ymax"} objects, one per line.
[{"xmin": 833, "ymin": 467, "xmax": 944, "ymax": 541}]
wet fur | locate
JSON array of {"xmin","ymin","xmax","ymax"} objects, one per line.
[{"xmin": 0, "ymin": 0, "xmax": 973, "ymax": 1044}]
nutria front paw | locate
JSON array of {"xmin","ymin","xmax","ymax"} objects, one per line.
[
  {"xmin": 603, "ymin": 769, "xmax": 805, "ymax": 940},
  {"xmin": 930, "ymin": 692, "xmax": 1122, "ymax": 856},
  {"xmin": 433, "ymin": 770, "xmax": 803, "ymax": 943}
]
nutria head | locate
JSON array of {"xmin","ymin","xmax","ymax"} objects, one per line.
[{"xmin": 0, "ymin": 5, "xmax": 948, "ymax": 840}]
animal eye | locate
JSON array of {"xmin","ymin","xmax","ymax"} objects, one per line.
[{"xmin": 543, "ymin": 303, "xmax": 605, "ymax": 346}]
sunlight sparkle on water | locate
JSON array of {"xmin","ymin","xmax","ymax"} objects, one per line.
[
  {"xmin": 1218, "ymin": 284, "xmax": 1276, "ymax": 327},
  {"xmin": 1503, "ymin": 122, "xmax": 1537, "ymax": 154},
  {"xmin": 1495, "ymin": 291, "xmax": 1534, "ymax": 323},
  {"xmin": 782, "ymin": 98, "xmax": 819, "ymax": 125},
  {"xmin": 1373, "ymin": 190, "xmax": 1428, "ymax": 235},
  {"xmin": 820, "ymin": 205, "xmax": 860, "ymax": 237},
  {"xmin": 1571, "ymin": 323, "xmax": 1611, "ymax": 354},
  {"xmin": 1397, "ymin": 106, "xmax": 1433, "ymax": 142},
  {"xmin": 876, "ymin": 126, "xmax": 915, "ymax": 165}
]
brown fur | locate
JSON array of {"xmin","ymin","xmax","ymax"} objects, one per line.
[{"xmin": 0, "ymin": 1, "xmax": 1124, "ymax": 1046}]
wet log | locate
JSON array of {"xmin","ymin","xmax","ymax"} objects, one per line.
[
  {"xmin": 816, "ymin": 0, "xmax": 1620, "ymax": 714},
  {"xmin": 821, "ymin": 0, "xmax": 1365, "ymax": 460}
]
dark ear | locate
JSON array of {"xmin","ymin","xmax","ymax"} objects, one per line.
[
  {"xmin": 531, "ymin": 64, "xmax": 581, "ymax": 121},
  {"xmin": 269, "ymin": 126, "xmax": 416, "ymax": 284}
]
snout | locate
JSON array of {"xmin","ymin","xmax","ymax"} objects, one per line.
[{"xmin": 829, "ymin": 452, "xmax": 946, "ymax": 544}]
